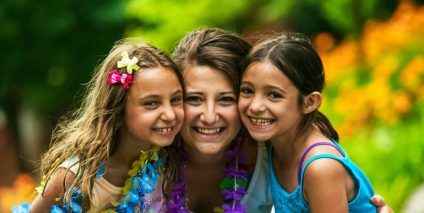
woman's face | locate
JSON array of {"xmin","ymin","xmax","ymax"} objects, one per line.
[{"xmin": 181, "ymin": 65, "xmax": 240, "ymax": 155}]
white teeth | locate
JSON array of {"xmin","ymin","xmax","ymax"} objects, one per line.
[
  {"xmin": 196, "ymin": 128, "xmax": 221, "ymax": 135},
  {"xmin": 250, "ymin": 118, "xmax": 272, "ymax": 126},
  {"xmin": 154, "ymin": 128, "xmax": 172, "ymax": 133}
]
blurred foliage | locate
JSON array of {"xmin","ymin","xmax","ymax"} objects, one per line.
[
  {"xmin": 0, "ymin": 0, "xmax": 127, "ymax": 115},
  {"xmin": 342, "ymin": 106, "xmax": 424, "ymax": 211},
  {"xmin": 125, "ymin": 0, "xmax": 253, "ymax": 51},
  {"xmin": 125, "ymin": 0, "xmax": 399, "ymax": 51},
  {"xmin": 318, "ymin": 1, "xmax": 424, "ymax": 137},
  {"xmin": 318, "ymin": 1, "xmax": 424, "ymax": 210}
]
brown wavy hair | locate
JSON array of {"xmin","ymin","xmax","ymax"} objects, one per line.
[{"xmin": 39, "ymin": 39, "xmax": 183, "ymax": 210}]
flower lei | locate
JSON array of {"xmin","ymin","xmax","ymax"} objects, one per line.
[
  {"xmin": 167, "ymin": 137, "xmax": 250, "ymax": 213},
  {"xmin": 12, "ymin": 147, "xmax": 164, "ymax": 213},
  {"xmin": 102, "ymin": 146, "xmax": 164, "ymax": 212}
]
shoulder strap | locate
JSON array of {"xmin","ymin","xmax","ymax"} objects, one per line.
[
  {"xmin": 96, "ymin": 162, "xmax": 106, "ymax": 178},
  {"xmin": 297, "ymin": 142, "xmax": 345, "ymax": 184}
]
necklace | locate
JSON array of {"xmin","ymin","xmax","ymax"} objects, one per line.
[
  {"xmin": 102, "ymin": 146, "xmax": 164, "ymax": 212},
  {"xmin": 13, "ymin": 147, "xmax": 164, "ymax": 213},
  {"xmin": 167, "ymin": 137, "xmax": 250, "ymax": 213}
]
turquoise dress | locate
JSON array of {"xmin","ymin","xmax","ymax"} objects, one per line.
[{"xmin": 269, "ymin": 141, "xmax": 376, "ymax": 213}]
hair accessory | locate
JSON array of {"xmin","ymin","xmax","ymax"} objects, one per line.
[
  {"xmin": 107, "ymin": 70, "xmax": 133, "ymax": 90},
  {"xmin": 107, "ymin": 51, "xmax": 140, "ymax": 90},
  {"xmin": 117, "ymin": 51, "xmax": 140, "ymax": 74}
]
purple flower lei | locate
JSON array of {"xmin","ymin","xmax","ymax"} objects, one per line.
[{"xmin": 167, "ymin": 137, "xmax": 250, "ymax": 213}]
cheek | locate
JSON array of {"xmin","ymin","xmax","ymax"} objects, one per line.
[
  {"xmin": 175, "ymin": 105, "xmax": 185, "ymax": 122},
  {"xmin": 238, "ymin": 98, "xmax": 249, "ymax": 114},
  {"xmin": 183, "ymin": 104, "xmax": 201, "ymax": 123},
  {"xmin": 219, "ymin": 106, "xmax": 240, "ymax": 126}
]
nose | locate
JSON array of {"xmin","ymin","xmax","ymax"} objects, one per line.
[
  {"xmin": 160, "ymin": 104, "xmax": 177, "ymax": 122},
  {"xmin": 248, "ymin": 95, "xmax": 266, "ymax": 114},
  {"xmin": 200, "ymin": 100, "xmax": 219, "ymax": 124}
]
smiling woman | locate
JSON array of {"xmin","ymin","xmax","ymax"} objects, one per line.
[
  {"xmin": 164, "ymin": 28, "xmax": 274, "ymax": 213},
  {"xmin": 181, "ymin": 64, "xmax": 240, "ymax": 155}
]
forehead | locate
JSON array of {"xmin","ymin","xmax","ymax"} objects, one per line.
[
  {"xmin": 243, "ymin": 60, "xmax": 294, "ymax": 89},
  {"xmin": 183, "ymin": 65, "xmax": 233, "ymax": 90},
  {"xmin": 128, "ymin": 67, "xmax": 181, "ymax": 94}
]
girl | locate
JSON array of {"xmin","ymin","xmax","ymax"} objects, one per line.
[
  {"xmin": 238, "ymin": 32, "xmax": 377, "ymax": 212},
  {"xmin": 14, "ymin": 41, "xmax": 185, "ymax": 212},
  {"xmin": 165, "ymin": 28, "xmax": 274, "ymax": 212}
]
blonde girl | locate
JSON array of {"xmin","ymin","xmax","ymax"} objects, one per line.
[{"xmin": 14, "ymin": 40, "xmax": 185, "ymax": 212}]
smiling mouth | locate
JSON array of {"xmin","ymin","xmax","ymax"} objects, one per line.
[
  {"xmin": 152, "ymin": 127, "xmax": 173, "ymax": 133},
  {"xmin": 249, "ymin": 117, "xmax": 274, "ymax": 127},
  {"xmin": 193, "ymin": 127, "xmax": 223, "ymax": 135}
]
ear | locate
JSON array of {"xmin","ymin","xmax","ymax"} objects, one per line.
[{"xmin": 303, "ymin": 91, "xmax": 322, "ymax": 114}]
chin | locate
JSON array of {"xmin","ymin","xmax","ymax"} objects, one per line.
[
  {"xmin": 248, "ymin": 133, "xmax": 271, "ymax": 143},
  {"xmin": 195, "ymin": 143, "xmax": 227, "ymax": 155},
  {"xmin": 152, "ymin": 139, "xmax": 175, "ymax": 148}
]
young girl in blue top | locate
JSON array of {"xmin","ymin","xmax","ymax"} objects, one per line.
[{"xmin": 238, "ymin": 32, "xmax": 377, "ymax": 212}]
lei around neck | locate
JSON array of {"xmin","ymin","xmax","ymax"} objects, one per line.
[
  {"xmin": 167, "ymin": 137, "xmax": 250, "ymax": 213},
  {"xmin": 12, "ymin": 146, "xmax": 164, "ymax": 213}
]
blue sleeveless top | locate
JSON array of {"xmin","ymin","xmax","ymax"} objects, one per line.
[{"xmin": 269, "ymin": 141, "xmax": 376, "ymax": 213}]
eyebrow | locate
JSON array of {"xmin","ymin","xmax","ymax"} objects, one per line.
[
  {"xmin": 185, "ymin": 91, "xmax": 203, "ymax": 96},
  {"xmin": 241, "ymin": 81, "xmax": 288, "ymax": 93},
  {"xmin": 219, "ymin": 91, "xmax": 236, "ymax": 96},
  {"xmin": 266, "ymin": 85, "xmax": 288, "ymax": 94},
  {"xmin": 139, "ymin": 89, "xmax": 183, "ymax": 100},
  {"xmin": 173, "ymin": 90, "xmax": 183, "ymax": 95},
  {"xmin": 138, "ymin": 95, "xmax": 159, "ymax": 103}
]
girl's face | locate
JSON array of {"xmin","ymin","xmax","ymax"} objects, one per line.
[
  {"xmin": 181, "ymin": 65, "xmax": 240, "ymax": 155},
  {"xmin": 123, "ymin": 67, "xmax": 184, "ymax": 149},
  {"xmin": 238, "ymin": 60, "xmax": 303, "ymax": 142}
]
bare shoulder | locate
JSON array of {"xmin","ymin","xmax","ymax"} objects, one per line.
[
  {"xmin": 30, "ymin": 168, "xmax": 76, "ymax": 212},
  {"xmin": 303, "ymin": 158, "xmax": 350, "ymax": 212},
  {"xmin": 303, "ymin": 157, "xmax": 347, "ymax": 183}
]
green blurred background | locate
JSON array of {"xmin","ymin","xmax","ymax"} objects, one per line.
[{"xmin": 1, "ymin": 0, "xmax": 424, "ymax": 211}]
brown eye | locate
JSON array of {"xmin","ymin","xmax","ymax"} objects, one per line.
[
  {"xmin": 184, "ymin": 96, "xmax": 202, "ymax": 105},
  {"xmin": 144, "ymin": 101, "xmax": 159, "ymax": 109},
  {"xmin": 268, "ymin": 92, "xmax": 282, "ymax": 99},
  {"xmin": 219, "ymin": 96, "xmax": 236, "ymax": 105},
  {"xmin": 171, "ymin": 95, "xmax": 183, "ymax": 105},
  {"xmin": 240, "ymin": 87, "xmax": 253, "ymax": 96}
]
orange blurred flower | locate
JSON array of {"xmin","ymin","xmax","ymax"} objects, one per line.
[
  {"xmin": 0, "ymin": 174, "xmax": 35, "ymax": 212},
  {"xmin": 318, "ymin": 1, "xmax": 424, "ymax": 136}
]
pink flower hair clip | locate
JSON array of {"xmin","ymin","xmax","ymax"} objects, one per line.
[
  {"xmin": 107, "ymin": 51, "xmax": 140, "ymax": 90},
  {"xmin": 108, "ymin": 70, "xmax": 133, "ymax": 89}
]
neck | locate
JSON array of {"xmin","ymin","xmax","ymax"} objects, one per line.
[
  {"xmin": 111, "ymin": 127, "xmax": 154, "ymax": 168},
  {"xmin": 270, "ymin": 127, "xmax": 310, "ymax": 164},
  {"xmin": 270, "ymin": 126, "xmax": 329, "ymax": 164},
  {"xmin": 184, "ymin": 144, "xmax": 226, "ymax": 168}
]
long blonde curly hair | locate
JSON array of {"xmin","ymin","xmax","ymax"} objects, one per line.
[{"xmin": 39, "ymin": 39, "xmax": 183, "ymax": 210}]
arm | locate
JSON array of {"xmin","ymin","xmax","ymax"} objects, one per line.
[
  {"xmin": 303, "ymin": 158, "xmax": 350, "ymax": 213},
  {"xmin": 29, "ymin": 168, "xmax": 76, "ymax": 212}
]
